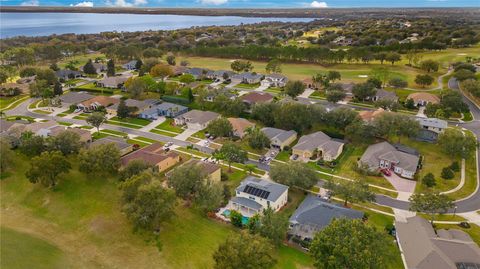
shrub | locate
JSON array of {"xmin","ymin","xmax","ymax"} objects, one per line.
[
  {"xmin": 441, "ymin": 167, "xmax": 455, "ymax": 180},
  {"xmin": 230, "ymin": 210, "xmax": 243, "ymax": 228},
  {"xmin": 450, "ymin": 161, "xmax": 460, "ymax": 172},
  {"xmin": 422, "ymin": 173, "xmax": 436, "ymax": 187}
]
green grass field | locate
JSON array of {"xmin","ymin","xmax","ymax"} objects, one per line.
[
  {"xmin": 0, "ymin": 95, "xmax": 29, "ymax": 110},
  {"xmin": 155, "ymin": 119, "xmax": 184, "ymax": 133},
  {"xmin": 1, "ymin": 227, "xmax": 69, "ymax": 269}
]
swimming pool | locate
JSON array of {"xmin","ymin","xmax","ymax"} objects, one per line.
[{"xmin": 222, "ymin": 209, "xmax": 250, "ymax": 225}]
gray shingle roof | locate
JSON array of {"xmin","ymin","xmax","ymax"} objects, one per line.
[
  {"xmin": 417, "ymin": 117, "xmax": 448, "ymax": 129},
  {"xmin": 156, "ymin": 102, "xmax": 187, "ymax": 112},
  {"xmin": 177, "ymin": 110, "xmax": 219, "ymax": 125},
  {"xmin": 289, "ymin": 195, "xmax": 363, "ymax": 238},
  {"xmin": 59, "ymin": 92, "xmax": 94, "ymax": 104},
  {"xmin": 359, "ymin": 141, "xmax": 420, "ymax": 172},
  {"xmin": 90, "ymin": 136, "xmax": 131, "ymax": 151},
  {"xmin": 236, "ymin": 176, "xmax": 288, "ymax": 203},
  {"xmin": 231, "ymin": 196, "xmax": 263, "ymax": 210},
  {"xmin": 261, "ymin": 127, "xmax": 297, "ymax": 144},
  {"xmin": 293, "ymin": 131, "xmax": 344, "ymax": 156}
]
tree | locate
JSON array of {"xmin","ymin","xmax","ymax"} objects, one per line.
[
  {"xmin": 409, "ymin": 192, "xmax": 454, "ymax": 224},
  {"xmin": 107, "ymin": 59, "xmax": 115, "ymax": 77},
  {"xmin": 422, "ymin": 173, "xmax": 436, "ymax": 187},
  {"xmin": 441, "ymin": 167, "xmax": 455, "ymax": 180},
  {"xmin": 86, "ymin": 112, "xmax": 106, "ymax": 134},
  {"xmin": 438, "ymin": 129, "xmax": 477, "ymax": 159},
  {"xmin": 367, "ymin": 77, "xmax": 383, "ymax": 89},
  {"xmin": 372, "ymin": 112, "xmax": 420, "ymax": 141},
  {"xmin": 150, "ymin": 64, "xmax": 173, "ymax": 80},
  {"xmin": 142, "ymin": 48, "xmax": 162, "ymax": 58},
  {"xmin": 166, "ymin": 55, "xmax": 176, "ymax": 66},
  {"xmin": 119, "ymin": 159, "xmax": 153, "ymax": 182},
  {"xmin": 450, "ymin": 161, "xmax": 460, "ymax": 172},
  {"xmin": 244, "ymin": 163, "xmax": 257, "ymax": 175},
  {"xmin": 83, "ymin": 59, "xmax": 97, "ymax": 75},
  {"xmin": 454, "ymin": 69, "xmax": 476, "ymax": 81},
  {"xmin": 370, "ymin": 67, "xmax": 390, "ymax": 87},
  {"xmin": 324, "ymin": 180, "xmax": 375, "ymax": 206},
  {"xmin": 122, "ymin": 178, "xmax": 176, "ymax": 231},
  {"xmin": 310, "ymin": 219, "xmax": 393, "ymax": 269},
  {"xmin": 179, "ymin": 74, "xmax": 195, "ymax": 84},
  {"xmin": 125, "ymin": 77, "xmax": 147, "ymax": 99},
  {"xmin": 213, "ymin": 232, "xmax": 276, "ymax": 269},
  {"xmin": 19, "ymin": 132, "xmax": 46, "ymax": 156},
  {"xmin": 415, "ymin": 74, "xmax": 434, "ymax": 87},
  {"xmin": 53, "ymin": 81, "xmax": 63, "ymax": 96},
  {"xmin": 78, "ymin": 143, "xmax": 120, "ymax": 175},
  {"xmin": 135, "ymin": 59, "xmax": 143, "ymax": 70},
  {"xmin": 256, "ymin": 207, "xmax": 288, "ymax": 245},
  {"xmin": 194, "ymin": 180, "xmax": 224, "ymax": 214},
  {"xmin": 326, "ymin": 89, "xmax": 346, "ymax": 103},
  {"xmin": 116, "ymin": 99, "xmax": 130, "ymax": 119},
  {"xmin": 167, "ymin": 163, "xmax": 205, "ymax": 199},
  {"xmin": 352, "ymin": 82, "xmax": 377, "ymax": 101},
  {"xmin": 265, "ymin": 59, "xmax": 282, "ymax": 73},
  {"xmin": 388, "ymin": 77, "xmax": 408, "ymax": 88},
  {"xmin": 270, "ymin": 162, "xmax": 317, "ymax": 189},
  {"xmin": 345, "ymin": 121, "xmax": 375, "ymax": 144},
  {"xmin": 215, "ymin": 143, "xmax": 248, "ymax": 171},
  {"xmin": 229, "ymin": 210, "xmax": 244, "ymax": 227},
  {"xmin": 284, "ymin": 80, "xmax": 305, "ymax": 99},
  {"xmin": 420, "ymin": 60, "xmax": 440, "ymax": 73},
  {"xmin": 385, "ymin": 52, "xmax": 401, "ymax": 65},
  {"xmin": 0, "ymin": 138, "xmax": 14, "ymax": 171},
  {"xmin": 207, "ymin": 118, "xmax": 233, "ymax": 138},
  {"xmin": 246, "ymin": 127, "xmax": 270, "ymax": 150},
  {"xmin": 374, "ymin": 99, "xmax": 401, "ymax": 111},
  {"xmin": 26, "ymin": 151, "xmax": 71, "ymax": 188},
  {"xmin": 49, "ymin": 130, "xmax": 82, "ymax": 155},
  {"xmin": 230, "ymin": 60, "xmax": 253, "ymax": 72}
]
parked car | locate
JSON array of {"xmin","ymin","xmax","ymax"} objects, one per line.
[
  {"xmin": 291, "ymin": 154, "xmax": 299, "ymax": 161},
  {"xmin": 381, "ymin": 169, "xmax": 392, "ymax": 176}
]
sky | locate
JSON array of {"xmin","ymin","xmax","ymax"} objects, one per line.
[{"xmin": 2, "ymin": 0, "xmax": 479, "ymax": 8}]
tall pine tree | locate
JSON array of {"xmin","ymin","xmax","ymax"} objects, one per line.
[
  {"xmin": 107, "ymin": 59, "xmax": 115, "ymax": 77},
  {"xmin": 83, "ymin": 59, "xmax": 97, "ymax": 75}
]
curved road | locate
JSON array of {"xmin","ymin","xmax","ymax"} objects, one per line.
[{"xmin": 6, "ymin": 76, "xmax": 480, "ymax": 213}]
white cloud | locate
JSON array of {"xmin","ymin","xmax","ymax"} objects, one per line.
[
  {"xmin": 198, "ymin": 0, "xmax": 228, "ymax": 5},
  {"xmin": 105, "ymin": 0, "xmax": 148, "ymax": 7},
  {"xmin": 20, "ymin": 0, "xmax": 39, "ymax": 6},
  {"xmin": 70, "ymin": 1, "xmax": 94, "ymax": 7},
  {"xmin": 310, "ymin": 1, "xmax": 328, "ymax": 8}
]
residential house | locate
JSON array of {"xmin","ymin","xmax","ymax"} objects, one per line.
[
  {"xmin": 204, "ymin": 89, "xmax": 237, "ymax": 102},
  {"xmin": 0, "ymin": 83, "xmax": 29, "ymax": 96},
  {"xmin": 22, "ymin": 121, "xmax": 58, "ymax": 137},
  {"xmin": 90, "ymin": 136, "xmax": 133, "ymax": 156},
  {"xmin": 59, "ymin": 92, "xmax": 94, "ymax": 106},
  {"xmin": 209, "ymin": 70, "xmax": 236, "ymax": 81},
  {"xmin": 395, "ymin": 216, "xmax": 480, "ymax": 269},
  {"xmin": 78, "ymin": 96, "xmax": 119, "ymax": 113},
  {"xmin": 16, "ymin": 75, "xmax": 36, "ymax": 85},
  {"xmin": 226, "ymin": 176, "xmax": 289, "ymax": 217},
  {"xmin": 121, "ymin": 143, "xmax": 181, "ymax": 172},
  {"xmin": 228, "ymin": 118, "xmax": 255, "ymax": 138},
  {"xmin": 303, "ymin": 78, "xmax": 316, "ymax": 89},
  {"xmin": 172, "ymin": 66, "xmax": 190, "ymax": 76},
  {"xmin": 407, "ymin": 92, "xmax": 440, "ymax": 106},
  {"xmin": 241, "ymin": 92, "xmax": 274, "ymax": 107},
  {"xmin": 47, "ymin": 126, "xmax": 92, "ymax": 143},
  {"xmin": 359, "ymin": 108, "xmax": 385, "ymax": 122},
  {"xmin": 332, "ymin": 36, "xmax": 353, "ymax": 46},
  {"xmin": 261, "ymin": 127, "xmax": 297, "ymax": 150},
  {"xmin": 171, "ymin": 159, "xmax": 222, "ymax": 182},
  {"xmin": 371, "ymin": 88, "xmax": 398, "ymax": 102},
  {"xmin": 174, "ymin": 110, "xmax": 219, "ymax": 131},
  {"xmin": 186, "ymin": 68, "xmax": 211, "ymax": 80},
  {"xmin": 107, "ymin": 99, "xmax": 158, "ymax": 116},
  {"xmin": 416, "ymin": 117, "xmax": 448, "ymax": 142},
  {"xmin": 122, "ymin": 60, "xmax": 138, "ymax": 70},
  {"xmin": 358, "ymin": 141, "xmax": 420, "ymax": 179},
  {"xmin": 139, "ymin": 102, "xmax": 188, "ymax": 120},
  {"xmin": 288, "ymin": 195, "xmax": 364, "ymax": 240},
  {"xmin": 80, "ymin": 62, "xmax": 106, "ymax": 74},
  {"xmin": 261, "ymin": 74, "xmax": 289, "ymax": 88},
  {"xmin": 292, "ymin": 131, "xmax": 345, "ymax": 162},
  {"xmin": 55, "ymin": 69, "xmax": 82, "ymax": 80},
  {"xmin": 96, "ymin": 76, "xmax": 130, "ymax": 89},
  {"xmin": 231, "ymin": 72, "xmax": 264, "ymax": 84}
]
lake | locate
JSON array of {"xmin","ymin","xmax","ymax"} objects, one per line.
[{"xmin": 0, "ymin": 12, "xmax": 312, "ymax": 38}]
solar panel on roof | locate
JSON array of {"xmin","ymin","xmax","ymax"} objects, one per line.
[{"xmin": 243, "ymin": 185, "xmax": 270, "ymax": 199}]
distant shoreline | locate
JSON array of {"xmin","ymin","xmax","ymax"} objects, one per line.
[{"xmin": 1, "ymin": 6, "xmax": 479, "ymax": 18}]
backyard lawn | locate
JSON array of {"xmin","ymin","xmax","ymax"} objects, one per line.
[{"xmin": 1, "ymin": 153, "xmax": 314, "ymax": 269}]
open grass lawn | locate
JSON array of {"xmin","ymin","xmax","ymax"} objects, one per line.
[
  {"xmin": 275, "ymin": 151, "xmax": 291, "ymax": 162},
  {"xmin": 75, "ymin": 83, "xmax": 114, "ymax": 94},
  {"xmin": 0, "ymin": 94, "xmax": 28, "ymax": 110},
  {"xmin": 100, "ymin": 129, "xmax": 128, "ymax": 137},
  {"xmin": 33, "ymin": 109, "xmax": 52, "ymax": 114},
  {"xmin": 58, "ymin": 53, "xmax": 104, "ymax": 69},
  {"xmin": 109, "ymin": 116, "xmax": 151, "ymax": 126},
  {"xmin": 446, "ymin": 150, "xmax": 478, "ymax": 200},
  {"xmin": 434, "ymin": 223, "xmax": 480, "ymax": 247},
  {"xmin": 1, "ymin": 153, "xmax": 314, "ymax": 268},
  {"xmin": 1, "ymin": 227, "xmax": 69, "ymax": 269},
  {"xmin": 384, "ymin": 87, "xmax": 442, "ymax": 102},
  {"xmin": 155, "ymin": 118, "xmax": 184, "ymax": 133},
  {"xmin": 417, "ymin": 213, "xmax": 466, "ymax": 222},
  {"xmin": 6, "ymin": 115, "xmax": 35, "ymax": 122},
  {"xmin": 178, "ymin": 56, "xmax": 440, "ymax": 90},
  {"xmin": 236, "ymin": 83, "xmax": 260, "ymax": 89}
]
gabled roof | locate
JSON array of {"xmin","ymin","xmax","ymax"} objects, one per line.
[
  {"xmin": 231, "ymin": 196, "xmax": 263, "ymax": 210},
  {"xmin": 265, "ymin": 73, "xmax": 287, "ymax": 80},
  {"xmin": 177, "ymin": 110, "xmax": 219, "ymax": 125},
  {"xmin": 91, "ymin": 136, "xmax": 131, "ymax": 151},
  {"xmin": 395, "ymin": 216, "xmax": 480, "ymax": 269},
  {"xmin": 236, "ymin": 176, "xmax": 288, "ymax": 202},
  {"xmin": 155, "ymin": 102, "xmax": 187, "ymax": 112},
  {"xmin": 375, "ymin": 88, "xmax": 398, "ymax": 101},
  {"xmin": 289, "ymin": 195, "xmax": 363, "ymax": 230},
  {"xmin": 55, "ymin": 69, "xmax": 81, "ymax": 78},
  {"xmin": 359, "ymin": 141, "xmax": 420, "ymax": 172},
  {"xmin": 109, "ymin": 99, "xmax": 157, "ymax": 111},
  {"xmin": 24, "ymin": 120, "xmax": 57, "ymax": 133},
  {"xmin": 228, "ymin": 118, "xmax": 255, "ymax": 135},
  {"xmin": 417, "ymin": 117, "xmax": 448, "ymax": 129},
  {"xmin": 261, "ymin": 127, "xmax": 297, "ymax": 143},
  {"xmin": 60, "ymin": 92, "xmax": 94, "ymax": 104},
  {"xmin": 97, "ymin": 76, "xmax": 129, "ymax": 86},
  {"xmin": 241, "ymin": 92, "xmax": 273, "ymax": 104},
  {"xmin": 121, "ymin": 142, "xmax": 179, "ymax": 166},
  {"xmin": 407, "ymin": 92, "xmax": 440, "ymax": 104},
  {"xmin": 293, "ymin": 131, "xmax": 344, "ymax": 156},
  {"xmin": 184, "ymin": 159, "xmax": 221, "ymax": 175},
  {"xmin": 81, "ymin": 95, "xmax": 119, "ymax": 107}
]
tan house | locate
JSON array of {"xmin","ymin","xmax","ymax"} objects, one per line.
[
  {"xmin": 183, "ymin": 159, "xmax": 222, "ymax": 182},
  {"xmin": 292, "ymin": 131, "xmax": 345, "ymax": 162},
  {"xmin": 241, "ymin": 92, "xmax": 274, "ymax": 107},
  {"xmin": 78, "ymin": 96, "xmax": 119, "ymax": 113},
  {"xmin": 261, "ymin": 127, "xmax": 297, "ymax": 150},
  {"xmin": 406, "ymin": 92, "xmax": 440, "ymax": 106},
  {"xmin": 228, "ymin": 118, "xmax": 255, "ymax": 138},
  {"xmin": 121, "ymin": 143, "xmax": 181, "ymax": 172},
  {"xmin": 90, "ymin": 136, "xmax": 133, "ymax": 156},
  {"xmin": 359, "ymin": 108, "xmax": 385, "ymax": 122}
]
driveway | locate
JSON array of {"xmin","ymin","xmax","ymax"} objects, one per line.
[
  {"xmin": 174, "ymin": 128, "xmax": 197, "ymax": 141},
  {"xmin": 140, "ymin": 117, "xmax": 165, "ymax": 132},
  {"xmin": 299, "ymin": 88, "xmax": 314, "ymax": 98},
  {"xmin": 384, "ymin": 173, "xmax": 416, "ymax": 193},
  {"xmin": 254, "ymin": 84, "xmax": 269, "ymax": 92}
]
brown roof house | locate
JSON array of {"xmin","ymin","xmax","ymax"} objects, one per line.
[
  {"xmin": 121, "ymin": 143, "xmax": 181, "ymax": 172},
  {"xmin": 228, "ymin": 118, "xmax": 255, "ymax": 138},
  {"xmin": 241, "ymin": 92, "xmax": 274, "ymax": 107},
  {"xmin": 407, "ymin": 92, "xmax": 440, "ymax": 106},
  {"xmin": 396, "ymin": 216, "xmax": 480, "ymax": 269},
  {"xmin": 90, "ymin": 136, "xmax": 133, "ymax": 156},
  {"xmin": 48, "ymin": 127, "xmax": 93, "ymax": 143},
  {"xmin": 169, "ymin": 159, "xmax": 222, "ymax": 182},
  {"xmin": 359, "ymin": 108, "xmax": 385, "ymax": 122},
  {"xmin": 292, "ymin": 131, "xmax": 345, "ymax": 162},
  {"xmin": 78, "ymin": 96, "xmax": 119, "ymax": 112}
]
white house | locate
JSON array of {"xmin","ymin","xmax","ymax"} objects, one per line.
[
  {"xmin": 226, "ymin": 176, "xmax": 289, "ymax": 217},
  {"xmin": 174, "ymin": 109, "xmax": 219, "ymax": 131},
  {"xmin": 261, "ymin": 73, "xmax": 289, "ymax": 88}
]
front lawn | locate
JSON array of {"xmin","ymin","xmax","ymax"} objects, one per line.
[
  {"xmin": 109, "ymin": 116, "xmax": 151, "ymax": 126},
  {"xmin": 150, "ymin": 129, "xmax": 178, "ymax": 137},
  {"xmin": 154, "ymin": 118, "xmax": 183, "ymax": 134},
  {"xmin": 275, "ymin": 151, "xmax": 291, "ymax": 162},
  {"xmin": 236, "ymin": 83, "xmax": 260, "ymax": 89}
]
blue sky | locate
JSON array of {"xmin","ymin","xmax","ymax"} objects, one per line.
[{"xmin": 2, "ymin": 0, "xmax": 479, "ymax": 8}]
